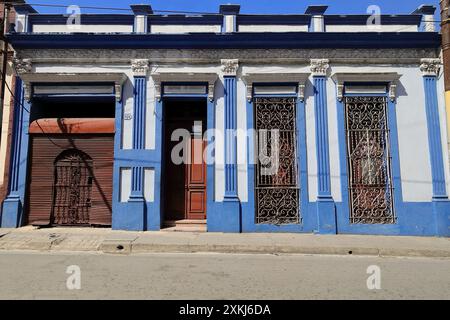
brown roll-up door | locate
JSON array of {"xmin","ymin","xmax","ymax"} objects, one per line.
[{"xmin": 27, "ymin": 134, "xmax": 114, "ymax": 226}]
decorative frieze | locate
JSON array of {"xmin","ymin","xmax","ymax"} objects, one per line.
[
  {"xmin": 13, "ymin": 58, "xmax": 32, "ymax": 74},
  {"xmin": 131, "ymin": 59, "xmax": 150, "ymax": 77},
  {"xmin": 19, "ymin": 48, "xmax": 439, "ymax": 65},
  {"xmin": 420, "ymin": 58, "xmax": 441, "ymax": 77},
  {"xmin": 310, "ymin": 59, "xmax": 329, "ymax": 77},
  {"xmin": 221, "ymin": 59, "xmax": 239, "ymax": 76}
]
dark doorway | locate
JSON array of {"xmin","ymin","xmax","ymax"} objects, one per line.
[{"xmin": 163, "ymin": 99, "xmax": 207, "ymax": 222}]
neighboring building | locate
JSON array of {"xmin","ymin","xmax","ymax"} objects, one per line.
[
  {"xmin": 1, "ymin": 3, "xmax": 449, "ymax": 236},
  {"xmin": 0, "ymin": 2, "xmax": 21, "ymax": 214},
  {"xmin": 440, "ymin": 0, "xmax": 450, "ymax": 166}
]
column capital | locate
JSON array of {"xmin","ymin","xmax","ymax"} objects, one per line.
[
  {"xmin": 310, "ymin": 59, "xmax": 330, "ymax": 77},
  {"xmin": 13, "ymin": 58, "xmax": 32, "ymax": 75},
  {"xmin": 221, "ymin": 59, "xmax": 239, "ymax": 77},
  {"xmin": 131, "ymin": 59, "xmax": 150, "ymax": 77},
  {"xmin": 420, "ymin": 58, "xmax": 441, "ymax": 77}
]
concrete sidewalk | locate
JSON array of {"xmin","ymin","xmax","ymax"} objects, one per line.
[{"xmin": 0, "ymin": 226, "xmax": 449, "ymax": 258}]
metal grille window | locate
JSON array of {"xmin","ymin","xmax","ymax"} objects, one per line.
[
  {"xmin": 255, "ymin": 97, "xmax": 300, "ymax": 224},
  {"xmin": 344, "ymin": 96, "xmax": 396, "ymax": 224},
  {"xmin": 52, "ymin": 149, "xmax": 94, "ymax": 225}
]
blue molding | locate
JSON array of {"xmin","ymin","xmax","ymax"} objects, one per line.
[
  {"xmin": 13, "ymin": 4, "xmax": 37, "ymax": 15},
  {"xmin": 130, "ymin": 5, "xmax": 153, "ymax": 15},
  {"xmin": 1, "ymin": 79, "xmax": 31, "ymax": 227},
  {"xmin": 313, "ymin": 77, "xmax": 332, "ymax": 200},
  {"xmin": 223, "ymin": 76, "xmax": 238, "ymax": 200},
  {"xmin": 423, "ymin": 76, "xmax": 448, "ymax": 200},
  {"xmin": 220, "ymin": 5, "xmax": 241, "ymax": 16},
  {"xmin": 324, "ymin": 15, "xmax": 422, "ymax": 26},
  {"xmin": 7, "ymin": 32, "xmax": 441, "ymax": 49},
  {"xmin": 29, "ymin": 14, "xmax": 134, "ymax": 26},
  {"xmin": 132, "ymin": 77, "xmax": 146, "ymax": 150},
  {"xmin": 305, "ymin": 6, "xmax": 328, "ymax": 16},
  {"xmin": 412, "ymin": 5, "xmax": 436, "ymax": 16},
  {"xmin": 237, "ymin": 15, "xmax": 311, "ymax": 25},
  {"xmin": 313, "ymin": 76, "xmax": 336, "ymax": 234},
  {"xmin": 221, "ymin": 76, "xmax": 241, "ymax": 232}
]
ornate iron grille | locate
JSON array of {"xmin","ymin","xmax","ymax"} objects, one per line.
[
  {"xmin": 52, "ymin": 150, "xmax": 93, "ymax": 225},
  {"xmin": 344, "ymin": 96, "xmax": 396, "ymax": 224},
  {"xmin": 255, "ymin": 97, "xmax": 300, "ymax": 224}
]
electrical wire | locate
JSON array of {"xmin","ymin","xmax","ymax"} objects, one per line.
[
  {"xmin": 0, "ymin": 65, "xmax": 71, "ymax": 149},
  {"xmin": 3, "ymin": 2, "xmax": 220, "ymax": 15},
  {"xmin": 1, "ymin": 1, "xmax": 445, "ymax": 21}
]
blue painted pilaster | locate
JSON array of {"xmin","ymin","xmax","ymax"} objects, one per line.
[
  {"xmin": 1, "ymin": 79, "xmax": 30, "ymax": 227},
  {"xmin": 222, "ymin": 71, "xmax": 241, "ymax": 232},
  {"xmin": 422, "ymin": 73, "xmax": 450, "ymax": 236},
  {"xmin": 127, "ymin": 75, "xmax": 147, "ymax": 230},
  {"xmin": 423, "ymin": 76, "xmax": 448, "ymax": 199},
  {"xmin": 313, "ymin": 74, "xmax": 336, "ymax": 234}
]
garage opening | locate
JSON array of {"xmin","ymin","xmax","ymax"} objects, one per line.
[{"xmin": 26, "ymin": 96, "xmax": 115, "ymax": 227}]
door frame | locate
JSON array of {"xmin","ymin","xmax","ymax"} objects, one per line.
[{"xmin": 160, "ymin": 86, "xmax": 214, "ymax": 223}]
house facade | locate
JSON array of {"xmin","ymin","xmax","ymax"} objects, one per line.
[{"xmin": 1, "ymin": 3, "xmax": 449, "ymax": 236}]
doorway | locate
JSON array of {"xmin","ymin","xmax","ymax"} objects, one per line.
[{"xmin": 163, "ymin": 99, "xmax": 207, "ymax": 223}]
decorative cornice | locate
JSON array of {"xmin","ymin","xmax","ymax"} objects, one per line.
[
  {"xmin": 151, "ymin": 72, "xmax": 219, "ymax": 102},
  {"xmin": 13, "ymin": 58, "xmax": 32, "ymax": 74},
  {"xmin": 19, "ymin": 48, "xmax": 439, "ymax": 65},
  {"xmin": 420, "ymin": 58, "xmax": 441, "ymax": 77},
  {"xmin": 241, "ymin": 73, "xmax": 310, "ymax": 102},
  {"xmin": 221, "ymin": 59, "xmax": 239, "ymax": 77},
  {"xmin": 131, "ymin": 59, "xmax": 150, "ymax": 77},
  {"xmin": 310, "ymin": 59, "xmax": 329, "ymax": 77},
  {"xmin": 331, "ymin": 72, "xmax": 402, "ymax": 102}
]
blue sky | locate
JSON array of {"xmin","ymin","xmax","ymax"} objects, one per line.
[{"xmin": 26, "ymin": 0, "xmax": 440, "ymax": 17}]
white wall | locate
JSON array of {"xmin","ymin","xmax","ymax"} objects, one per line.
[
  {"xmin": 145, "ymin": 75, "xmax": 156, "ymax": 150},
  {"xmin": 236, "ymin": 78, "xmax": 248, "ymax": 202},
  {"xmin": 150, "ymin": 25, "xmax": 221, "ymax": 33},
  {"xmin": 215, "ymin": 78, "xmax": 225, "ymax": 202},
  {"xmin": 326, "ymin": 25, "xmax": 418, "ymax": 32},
  {"xmin": 437, "ymin": 69, "xmax": 450, "ymax": 196},
  {"xmin": 238, "ymin": 25, "xmax": 308, "ymax": 32},
  {"xmin": 32, "ymin": 24, "xmax": 133, "ymax": 33},
  {"xmin": 305, "ymin": 78, "xmax": 318, "ymax": 202},
  {"xmin": 326, "ymin": 73, "xmax": 342, "ymax": 202}
]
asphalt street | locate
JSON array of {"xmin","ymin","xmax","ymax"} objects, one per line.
[{"xmin": 0, "ymin": 251, "xmax": 449, "ymax": 299}]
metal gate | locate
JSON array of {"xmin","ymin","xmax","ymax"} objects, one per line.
[
  {"xmin": 255, "ymin": 97, "xmax": 300, "ymax": 224},
  {"xmin": 52, "ymin": 149, "xmax": 94, "ymax": 225},
  {"xmin": 344, "ymin": 96, "xmax": 395, "ymax": 224}
]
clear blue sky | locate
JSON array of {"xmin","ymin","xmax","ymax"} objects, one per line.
[{"xmin": 26, "ymin": 0, "xmax": 440, "ymax": 18}]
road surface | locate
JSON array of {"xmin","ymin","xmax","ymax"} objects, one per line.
[{"xmin": 0, "ymin": 251, "xmax": 449, "ymax": 299}]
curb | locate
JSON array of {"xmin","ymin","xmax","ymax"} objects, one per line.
[{"xmin": 99, "ymin": 241, "xmax": 450, "ymax": 258}]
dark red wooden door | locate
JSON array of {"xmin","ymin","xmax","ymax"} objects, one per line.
[{"xmin": 185, "ymin": 137, "xmax": 206, "ymax": 219}]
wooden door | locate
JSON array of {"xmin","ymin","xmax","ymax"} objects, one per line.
[{"xmin": 185, "ymin": 137, "xmax": 207, "ymax": 220}]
